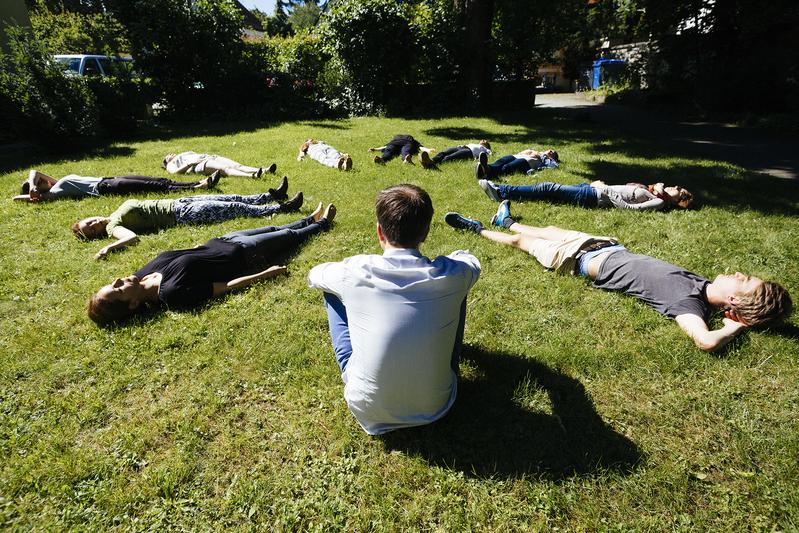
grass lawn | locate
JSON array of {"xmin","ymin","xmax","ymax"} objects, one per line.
[{"xmin": 1, "ymin": 110, "xmax": 798, "ymax": 530}]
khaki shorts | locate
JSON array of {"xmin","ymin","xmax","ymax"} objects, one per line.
[{"xmin": 525, "ymin": 230, "xmax": 617, "ymax": 274}]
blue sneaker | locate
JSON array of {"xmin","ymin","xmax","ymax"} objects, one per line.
[
  {"xmin": 444, "ymin": 212, "xmax": 484, "ymax": 234},
  {"xmin": 490, "ymin": 200, "xmax": 512, "ymax": 227},
  {"xmin": 478, "ymin": 179, "xmax": 501, "ymax": 201}
]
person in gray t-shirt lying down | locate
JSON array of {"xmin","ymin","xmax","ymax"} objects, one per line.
[{"xmin": 444, "ymin": 201, "xmax": 792, "ymax": 352}]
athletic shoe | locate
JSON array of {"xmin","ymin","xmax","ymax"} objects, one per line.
[
  {"xmin": 475, "ymin": 162, "xmax": 485, "ymax": 179},
  {"xmin": 266, "ymin": 163, "xmax": 277, "ymax": 174},
  {"xmin": 268, "ymin": 176, "xmax": 289, "ymax": 200},
  {"xmin": 344, "ymin": 156, "xmax": 353, "ymax": 171},
  {"xmin": 419, "ymin": 150, "xmax": 435, "ymax": 169},
  {"xmin": 208, "ymin": 170, "xmax": 222, "ymax": 188},
  {"xmin": 475, "ymin": 152, "xmax": 489, "ymax": 179},
  {"xmin": 444, "ymin": 212, "xmax": 484, "ymax": 234},
  {"xmin": 280, "ymin": 191, "xmax": 303, "ymax": 212},
  {"xmin": 478, "ymin": 179, "xmax": 501, "ymax": 201},
  {"xmin": 490, "ymin": 200, "xmax": 512, "ymax": 227},
  {"xmin": 373, "ymin": 155, "xmax": 385, "ymax": 164},
  {"xmin": 402, "ymin": 154, "xmax": 414, "ymax": 164}
]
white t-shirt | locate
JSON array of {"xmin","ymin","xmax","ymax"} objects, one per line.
[
  {"xmin": 465, "ymin": 144, "xmax": 491, "ymax": 159},
  {"xmin": 308, "ymin": 248, "xmax": 481, "ymax": 435},
  {"xmin": 165, "ymin": 151, "xmax": 212, "ymax": 174}
]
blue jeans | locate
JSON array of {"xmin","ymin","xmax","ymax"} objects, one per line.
[
  {"xmin": 577, "ymin": 245, "xmax": 627, "ymax": 277},
  {"xmin": 497, "ymin": 182, "xmax": 599, "ymax": 207},
  {"xmin": 487, "ymin": 155, "xmax": 532, "ymax": 178},
  {"xmin": 323, "ymin": 293, "xmax": 467, "ymax": 375},
  {"xmin": 220, "ymin": 215, "xmax": 328, "ymax": 265}
]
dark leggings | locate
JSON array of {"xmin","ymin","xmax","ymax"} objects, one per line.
[
  {"xmin": 96, "ymin": 175, "xmax": 202, "ymax": 195},
  {"xmin": 381, "ymin": 135, "xmax": 421, "ymax": 162},
  {"xmin": 220, "ymin": 215, "xmax": 329, "ymax": 265},
  {"xmin": 432, "ymin": 146, "xmax": 472, "ymax": 164}
]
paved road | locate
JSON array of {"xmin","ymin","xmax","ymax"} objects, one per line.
[{"xmin": 535, "ymin": 93, "xmax": 799, "ymax": 179}]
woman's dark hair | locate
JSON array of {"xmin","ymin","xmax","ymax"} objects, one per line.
[
  {"xmin": 88, "ymin": 292, "xmax": 139, "ymax": 326},
  {"xmin": 21, "ymin": 181, "xmax": 30, "ymax": 194},
  {"xmin": 375, "ymin": 184, "xmax": 434, "ymax": 248}
]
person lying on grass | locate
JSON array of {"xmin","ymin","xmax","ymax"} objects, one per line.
[
  {"xmin": 88, "ymin": 202, "xmax": 336, "ymax": 326},
  {"xmin": 369, "ymin": 134, "xmax": 435, "ymax": 168},
  {"xmin": 422, "ymin": 140, "xmax": 492, "ymax": 169},
  {"xmin": 73, "ymin": 177, "xmax": 300, "ymax": 259},
  {"xmin": 308, "ymin": 184, "xmax": 481, "ymax": 435},
  {"xmin": 445, "ymin": 201, "xmax": 791, "ymax": 352},
  {"xmin": 479, "ymin": 179, "xmax": 693, "ymax": 210},
  {"xmin": 163, "ymin": 151, "xmax": 277, "ymax": 178},
  {"xmin": 475, "ymin": 148, "xmax": 559, "ymax": 179},
  {"xmin": 297, "ymin": 139, "xmax": 353, "ymax": 171},
  {"xmin": 13, "ymin": 169, "xmax": 218, "ymax": 203}
]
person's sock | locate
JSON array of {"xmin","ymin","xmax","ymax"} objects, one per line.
[{"xmin": 502, "ymin": 217, "xmax": 516, "ymax": 229}]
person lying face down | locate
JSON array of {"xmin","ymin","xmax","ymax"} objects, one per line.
[
  {"xmin": 445, "ymin": 203, "xmax": 791, "ymax": 352},
  {"xmin": 88, "ymin": 203, "xmax": 336, "ymax": 326}
]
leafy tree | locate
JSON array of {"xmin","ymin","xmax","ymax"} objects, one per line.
[
  {"xmin": 29, "ymin": 9, "xmax": 129, "ymax": 53},
  {"xmin": 288, "ymin": 0, "xmax": 323, "ymax": 33},
  {"xmin": 106, "ymin": 0, "xmax": 247, "ymax": 113},
  {"xmin": 319, "ymin": 0, "xmax": 415, "ymax": 113}
]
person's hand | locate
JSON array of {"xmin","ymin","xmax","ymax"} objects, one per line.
[
  {"xmin": 722, "ymin": 311, "xmax": 748, "ymax": 330},
  {"xmin": 95, "ymin": 248, "xmax": 109, "ymax": 260},
  {"xmin": 264, "ymin": 265, "xmax": 287, "ymax": 278},
  {"xmin": 368, "ymin": 148, "xmax": 377, "ymax": 152},
  {"xmin": 29, "ymin": 190, "xmax": 41, "ymax": 201}
]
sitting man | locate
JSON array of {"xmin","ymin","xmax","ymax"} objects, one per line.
[
  {"xmin": 308, "ymin": 184, "xmax": 481, "ymax": 434},
  {"xmin": 445, "ymin": 202, "xmax": 791, "ymax": 352}
]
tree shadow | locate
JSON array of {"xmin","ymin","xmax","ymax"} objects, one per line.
[
  {"xmin": 298, "ymin": 121, "xmax": 352, "ymax": 130},
  {"xmin": 577, "ymin": 159, "xmax": 799, "ymax": 216},
  {"xmin": 0, "ymin": 118, "xmax": 288, "ymax": 175},
  {"xmin": 380, "ymin": 345, "xmax": 643, "ymax": 480}
]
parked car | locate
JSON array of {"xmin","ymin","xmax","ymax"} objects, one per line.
[{"xmin": 54, "ymin": 54, "xmax": 134, "ymax": 77}]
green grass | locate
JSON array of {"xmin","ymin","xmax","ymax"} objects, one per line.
[{"xmin": 1, "ymin": 111, "xmax": 797, "ymax": 530}]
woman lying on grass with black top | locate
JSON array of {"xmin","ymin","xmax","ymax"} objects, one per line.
[{"xmin": 88, "ymin": 202, "xmax": 336, "ymax": 326}]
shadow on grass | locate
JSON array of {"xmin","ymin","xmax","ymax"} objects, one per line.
[
  {"xmin": 381, "ymin": 344, "xmax": 642, "ymax": 480},
  {"xmin": 0, "ymin": 118, "xmax": 288, "ymax": 176},
  {"xmin": 577, "ymin": 159, "xmax": 799, "ymax": 215},
  {"xmin": 298, "ymin": 121, "xmax": 352, "ymax": 130}
]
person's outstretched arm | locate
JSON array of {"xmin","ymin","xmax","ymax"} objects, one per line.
[
  {"xmin": 368, "ymin": 145, "xmax": 387, "ymax": 152},
  {"xmin": 675, "ymin": 313, "xmax": 748, "ymax": 351},
  {"xmin": 95, "ymin": 226, "xmax": 139, "ymax": 260},
  {"xmin": 13, "ymin": 194, "xmax": 36, "ymax": 202},
  {"xmin": 212, "ymin": 265, "xmax": 287, "ymax": 297}
]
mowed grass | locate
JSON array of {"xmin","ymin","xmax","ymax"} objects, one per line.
[{"xmin": 0, "ymin": 111, "xmax": 797, "ymax": 530}]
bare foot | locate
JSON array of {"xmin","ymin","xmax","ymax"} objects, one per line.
[
  {"xmin": 311, "ymin": 202, "xmax": 324, "ymax": 221},
  {"xmin": 322, "ymin": 203, "xmax": 336, "ymax": 223}
]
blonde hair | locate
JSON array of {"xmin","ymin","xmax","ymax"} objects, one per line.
[
  {"xmin": 733, "ymin": 280, "xmax": 792, "ymax": 327},
  {"xmin": 479, "ymin": 139, "xmax": 491, "ymax": 150}
]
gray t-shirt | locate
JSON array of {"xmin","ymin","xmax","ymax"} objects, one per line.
[
  {"xmin": 49, "ymin": 175, "xmax": 102, "ymax": 198},
  {"xmin": 593, "ymin": 250, "xmax": 711, "ymax": 319}
]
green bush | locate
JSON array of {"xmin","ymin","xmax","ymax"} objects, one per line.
[
  {"xmin": 107, "ymin": 0, "xmax": 247, "ymax": 115},
  {"xmin": 0, "ymin": 27, "xmax": 99, "ymax": 145},
  {"xmin": 29, "ymin": 10, "xmax": 130, "ymax": 54},
  {"xmin": 242, "ymin": 35, "xmax": 330, "ymax": 116},
  {"xmin": 318, "ymin": 0, "xmax": 416, "ymax": 114}
]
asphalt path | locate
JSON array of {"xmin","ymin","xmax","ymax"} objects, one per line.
[{"xmin": 535, "ymin": 93, "xmax": 799, "ymax": 180}]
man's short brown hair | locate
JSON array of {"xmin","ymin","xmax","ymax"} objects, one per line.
[
  {"xmin": 375, "ymin": 184, "xmax": 434, "ymax": 248},
  {"xmin": 733, "ymin": 280, "xmax": 792, "ymax": 327}
]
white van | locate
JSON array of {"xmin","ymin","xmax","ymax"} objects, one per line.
[{"xmin": 54, "ymin": 54, "xmax": 134, "ymax": 77}]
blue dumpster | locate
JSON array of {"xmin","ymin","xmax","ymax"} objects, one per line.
[{"xmin": 592, "ymin": 59, "xmax": 626, "ymax": 89}]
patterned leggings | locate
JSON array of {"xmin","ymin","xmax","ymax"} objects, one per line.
[{"xmin": 174, "ymin": 192, "xmax": 280, "ymax": 225}]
